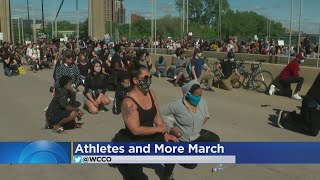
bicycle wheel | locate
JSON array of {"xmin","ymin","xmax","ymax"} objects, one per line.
[
  {"xmin": 253, "ymin": 70, "xmax": 273, "ymax": 88},
  {"xmin": 252, "ymin": 79, "xmax": 268, "ymax": 93},
  {"xmin": 232, "ymin": 72, "xmax": 247, "ymax": 89}
]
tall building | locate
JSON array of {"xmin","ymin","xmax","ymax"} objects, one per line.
[
  {"xmin": 0, "ymin": 0, "xmax": 11, "ymax": 42},
  {"xmin": 89, "ymin": 0, "xmax": 106, "ymax": 39},
  {"xmin": 104, "ymin": 0, "xmax": 114, "ymax": 22},
  {"xmin": 104, "ymin": 0, "xmax": 125, "ymax": 24},
  {"xmin": 115, "ymin": 0, "xmax": 125, "ymax": 24}
]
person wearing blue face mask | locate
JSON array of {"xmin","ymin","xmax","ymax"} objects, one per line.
[
  {"xmin": 161, "ymin": 80, "xmax": 220, "ymax": 180},
  {"xmin": 217, "ymin": 51, "xmax": 243, "ymax": 90}
]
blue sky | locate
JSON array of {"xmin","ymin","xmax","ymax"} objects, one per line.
[{"xmin": 11, "ymin": 0, "xmax": 320, "ymax": 33}]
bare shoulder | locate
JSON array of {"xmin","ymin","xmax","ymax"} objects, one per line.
[
  {"xmin": 121, "ymin": 97, "xmax": 137, "ymax": 115},
  {"xmin": 150, "ymin": 90, "xmax": 158, "ymax": 99}
]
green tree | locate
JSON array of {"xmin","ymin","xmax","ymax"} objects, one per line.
[
  {"xmin": 221, "ymin": 10, "xmax": 285, "ymax": 39},
  {"xmin": 79, "ymin": 19, "xmax": 88, "ymax": 39},
  {"xmin": 175, "ymin": 0, "xmax": 230, "ymax": 25}
]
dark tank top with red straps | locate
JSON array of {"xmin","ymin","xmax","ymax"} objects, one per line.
[{"xmin": 124, "ymin": 91, "xmax": 157, "ymax": 136}]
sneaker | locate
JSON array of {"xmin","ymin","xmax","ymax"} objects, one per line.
[
  {"xmin": 205, "ymin": 87, "xmax": 215, "ymax": 92},
  {"xmin": 277, "ymin": 111, "xmax": 291, "ymax": 129},
  {"xmin": 99, "ymin": 105, "xmax": 108, "ymax": 112},
  {"xmin": 291, "ymin": 94, "xmax": 302, "ymax": 100},
  {"xmin": 162, "ymin": 176, "xmax": 175, "ymax": 180},
  {"xmin": 277, "ymin": 110, "xmax": 285, "ymax": 128},
  {"xmin": 173, "ymin": 75, "xmax": 177, "ymax": 80},
  {"xmin": 269, "ymin": 84, "xmax": 276, "ymax": 96}
]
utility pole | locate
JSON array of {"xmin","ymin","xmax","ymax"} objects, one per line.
[
  {"xmin": 41, "ymin": 0, "xmax": 45, "ymax": 33},
  {"xmin": 55, "ymin": 0, "xmax": 58, "ymax": 37},
  {"xmin": 32, "ymin": 0, "xmax": 36, "ymax": 42},
  {"xmin": 288, "ymin": 0, "xmax": 293, "ymax": 64},
  {"xmin": 76, "ymin": 0, "xmax": 79, "ymax": 47},
  {"xmin": 18, "ymin": 18, "xmax": 21, "ymax": 44},
  {"xmin": 21, "ymin": 18, "xmax": 25, "ymax": 43},
  {"xmin": 154, "ymin": 0, "xmax": 157, "ymax": 54},
  {"xmin": 27, "ymin": 0, "xmax": 30, "ymax": 39},
  {"xmin": 51, "ymin": 0, "xmax": 54, "ymax": 38},
  {"xmin": 129, "ymin": 12, "xmax": 131, "ymax": 40},
  {"xmin": 297, "ymin": 0, "xmax": 303, "ymax": 53},
  {"xmin": 269, "ymin": 19, "xmax": 271, "ymax": 40},
  {"xmin": 11, "ymin": 19, "xmax": 14, "ymax": 44},
  {"xmin": 186, "ymin": 0, "xmax": 188, "ymax": 35},
  {"xmin": 317, "ymin": 24, "xmax": 320, "ymax": 68},
  {"xmin": 151, "ymin": 0, "xmax": 154, "ymax": 54}
]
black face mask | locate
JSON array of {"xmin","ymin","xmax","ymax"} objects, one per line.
[{"xmin": 137, "ymin": 76, "xmax": 152, "ymax": 92}]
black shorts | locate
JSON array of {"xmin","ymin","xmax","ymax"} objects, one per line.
[{"xmin": 51, "ymin": 110, "xmax": 70, "ymax": 124}]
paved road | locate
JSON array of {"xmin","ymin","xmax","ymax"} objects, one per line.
[{"xmin": 0, "ymin": 67, "xmax": 319, "ymax": 180}]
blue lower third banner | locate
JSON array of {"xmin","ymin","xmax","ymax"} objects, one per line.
[{"xmin": 1, "ymin": 141, "xmax": 320, "ymax": 164}]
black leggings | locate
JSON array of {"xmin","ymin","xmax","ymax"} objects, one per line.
[
  {"xmin": 280, "ymin": 76, "xmax": 304, "ymax": 95},
  {"xmin": 113, "ymin": 130, "xmax": 165, "ymax": 180},
  {"xmin": 163, "ymin": 129, "xmax": 220, "ymax": 177}
]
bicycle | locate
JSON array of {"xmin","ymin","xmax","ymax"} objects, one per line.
[{"xmin": 233, "ymin": 60, "xmax": 274, "ymax": 93}]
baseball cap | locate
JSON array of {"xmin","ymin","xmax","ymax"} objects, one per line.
[{"xmin": 296, "ymin": 53, "xmax": 305, "ymax": 60}]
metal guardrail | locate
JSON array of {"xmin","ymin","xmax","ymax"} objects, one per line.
[{"xmin": 127, "ymin": 47, "xmax": 320, "ymax": 68}]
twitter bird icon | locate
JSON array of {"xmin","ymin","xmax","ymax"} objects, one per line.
[{"xmin": 74, "ymin": 156, "xmax": 82, "ymax": 164}]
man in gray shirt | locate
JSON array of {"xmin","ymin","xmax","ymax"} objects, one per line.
[{"xmin": 161, "ymin": 80, "xmax": 220, "ymax": 180}]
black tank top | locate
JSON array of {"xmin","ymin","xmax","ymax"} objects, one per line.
[{"xmin": 125, "ymin": 91, "xmax": 157, "ymax": 128}]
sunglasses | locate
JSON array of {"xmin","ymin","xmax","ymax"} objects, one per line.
[{"xmin": 136, "ymin": 75, "xmax": 152, "ymax": 80}]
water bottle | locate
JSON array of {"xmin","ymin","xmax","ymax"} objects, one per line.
[{"xmin": 212, "ymin": 164, "xmax": 224, "ymax": 173}]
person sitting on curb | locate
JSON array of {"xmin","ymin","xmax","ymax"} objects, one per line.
[
  {"xmin": 277, "ymin": 72, "xmax": 320, "ymax": 136},
  {"xmin": 216, "ymin": 51, "xmax": 243, "ymax": 90},
  {"xmin": 269, "ymin": 53, "xmax": 305, "ymax": 100},
  {"xmin": 45, "ymin": 76, "xmax": 84, "ymax": 133}
]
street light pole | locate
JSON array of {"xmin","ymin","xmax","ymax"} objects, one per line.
[
  {"xmin": 41, "ymin": 0, "xmax": 45, "ymax": 33},
  {"xmin": 186, "ymin": 0, "xmax": 188, "ymax": 35},
  {"xmin": 317, "ymin": 24, "xmax": 320, "ymax": 68},
  {"xmin": 129, "ymin": 12, "xmax": 131, "ymax": 40},
  {"xmin": 55, "ymin": 0, "xmax": 58, "ymax": 37},
  {"xmin": 32, "ymin": 0, "xmax": 36, "ymax": 42},
  {"xmin": 150, "ymin": 0, "xmax": 153, "ymax": 53},
  {"xmin": 266, "ymin": 19, "xmax": 269, "ymax": 41},
  {"xmin": 27, "ymin": 0, "xmax": 31, "ymax": 39},
  {"xmin": 11, "ymin": 19, "xmax": 15, "ymax": 44},
  {"xmin": 269, "ymin": 19, "xmax": 271, "ymax": 40},
  {"xmin": 182, "ymin": 0, "xmax": 185, "ymax": 39},
  {"xmin": 76, "ymin": 0, "xmax": 79, "ymax": 47},
  {"xmin": 21, "ymin": 18, "xmax": 25, "ymax": 43},
  {"xmin": 51, "ymin": 0, "xmax": 54, "ymax": 38},
  {"xmin": 18, "ymin": 18, "xmax": 21, "ymax": 44},
  {"xmin": 219, "ymin": 0, "xmax": 222, "ymax": 39},
  {"xmin": 297, "ymin": 0, "xmax": 303, "ymax": 54},
  {"xmin": 288, "ymin": 0, "xmax": 293, "ymax": 64},
  {"xmin": 154, "ymin": 0, "xmax": 157, "ymax": 54}
]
